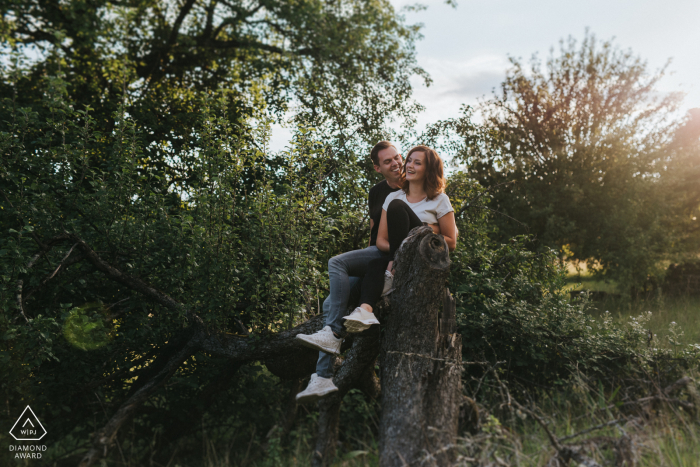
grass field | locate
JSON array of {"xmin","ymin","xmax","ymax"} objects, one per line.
[{"xmin": 565, "ymin": 274, "xmax": 700, "ymax": 349}]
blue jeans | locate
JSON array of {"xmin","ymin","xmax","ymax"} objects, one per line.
[{"xmin": 316, "ymin": 246, "xmax": 386, "ymax": 378}]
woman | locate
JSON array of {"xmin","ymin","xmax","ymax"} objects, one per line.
[{"xmin": 343, "ymin": 145, "xmax": 458, "ymax": 332}]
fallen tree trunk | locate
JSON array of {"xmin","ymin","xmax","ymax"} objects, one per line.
[
  {"xmin": 197, "ymin": 313, "xmax": 325, "ymax": 362},
  {"xmin": 379, "ymin": 226, "xmax": 462, "ymax": 466}
]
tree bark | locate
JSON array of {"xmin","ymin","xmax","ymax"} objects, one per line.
[
  {"xmin": 197, "ymin": 313, "xmax": 325, "ymax": 362},
  {"xmin": 379, "ymin": 226, "xmax": 462, "ymax": 467}
]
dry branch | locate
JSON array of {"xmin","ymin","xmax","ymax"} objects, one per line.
[
  {"xmin": 71, "ymin": 234, "xmax": 186, "ymax": 315},
  {"xmin": 15, "ymin": 233, "xmax": 71, "ymax": 322}
]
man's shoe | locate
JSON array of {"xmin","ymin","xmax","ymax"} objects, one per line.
[
  {"xmin": 343, "ymin": 307, "xmax": 380, "ymax": 333},
  {"xmin": 295, "ymin": 326, "xmax": 343, "ymax": 355},
  {"xmin": 296, "ymin": 373, "xmax": 338, "ymax": 404},
  {"xmin": 381, "ymin": 269, "xmax": 394, "ymax": 297}
]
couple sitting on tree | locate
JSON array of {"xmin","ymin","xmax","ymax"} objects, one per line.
[{"xmin": 295, "ymin": 141, "xmax": 458, "ymax": 402}]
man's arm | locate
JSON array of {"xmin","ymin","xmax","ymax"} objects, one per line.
[{"xmin": 368, "ymin": 219, "xmax": 374, "ymax": 248}]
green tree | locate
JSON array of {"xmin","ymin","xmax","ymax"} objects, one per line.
[
  {"xmin": 1, "ymin": 0, "xmax": 428, "ymax": 181},
  {"xmin": 450, "ymin": 34, "xmax": 699, "ymax": 288},
  {"xmin": 0, "ymin": 80, "xmax": 362, "ymax": 464}
]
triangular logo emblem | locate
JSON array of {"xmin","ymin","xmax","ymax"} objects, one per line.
[{"xmin": 9, "ymin": 406, "xmax": 47, "ymax": 441}]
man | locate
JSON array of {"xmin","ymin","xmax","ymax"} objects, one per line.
[{"xmin": 294, "ymin": 141, "xmax": 403, "ymax": 403}]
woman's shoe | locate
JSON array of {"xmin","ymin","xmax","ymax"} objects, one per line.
[
  {"xmin": 381, "ymin": 269, "xmax": 394, "ymax": 296},
  {"xmin": 342, "ymin": 307, "xmax": 380, "ymax": 333}
]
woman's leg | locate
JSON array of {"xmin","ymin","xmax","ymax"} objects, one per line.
[
  {"xmin": 387, "ymin": 199, "xmax": 423, "ymax": 259},
  {"xmin": 357, "ymin": 256, "xmax": 392, "ymax": 312},
  {"xmin": 346, "ymin": 200, "xmax": 424, "ymax": 331}
]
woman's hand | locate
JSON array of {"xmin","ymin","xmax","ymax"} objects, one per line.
[
  {"xmin": 437, "ymin": 211, "xmax": 457, "ymax": 251},
  {"xmin": 376, "ymin": 210, "xmax": 391, "ymax": 253}
]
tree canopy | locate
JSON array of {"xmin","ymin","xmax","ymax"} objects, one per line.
[
  {"xmin": 448, "ymin": 34, "xmax": 700, "ymax": 286},
  {"xmin": 1, "ymin": 0, "xmax": 428, "ymax": 179}
]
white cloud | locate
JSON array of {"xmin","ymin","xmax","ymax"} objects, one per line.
[{"xmin": 397, "ymin": 0, "xmax": 700, "ymax": 131}]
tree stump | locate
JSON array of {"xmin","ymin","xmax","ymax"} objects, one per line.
[{"xmin": 379, "ymin": 226, "xmax": 462, "ymax": 466}]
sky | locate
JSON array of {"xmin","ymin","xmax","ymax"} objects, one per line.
[{"xmin": 270, "ymin": 0, "xmax": 700, "ymax": 151}]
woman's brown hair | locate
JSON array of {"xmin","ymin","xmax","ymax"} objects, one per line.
[{"xmin": 401, "ymin": 145, "xmax": 446, "ymax": 200}]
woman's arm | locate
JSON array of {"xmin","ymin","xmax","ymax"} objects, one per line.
[
  {"xmin": 437, "ymin": 211, "xmax": 458, "ymax": 251},
  {"xmin": 376, "ymin": 210, "xmax": 390, "ymax": 252}
]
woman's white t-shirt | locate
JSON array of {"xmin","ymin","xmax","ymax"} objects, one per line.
[{"xmin": 382, "ymin": 190, "xmax": 454, "ymax": 224}]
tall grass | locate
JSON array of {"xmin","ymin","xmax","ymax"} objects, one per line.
[{"xmin": 566, "ymin": 272, "xmax": 700, "ymax": 349}]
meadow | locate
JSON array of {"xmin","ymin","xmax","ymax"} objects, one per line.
[{"xmin": 566, "ymin": 275, "xmax": 700, "ymax": 351}]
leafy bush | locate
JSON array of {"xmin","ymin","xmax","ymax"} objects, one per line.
[
  {"xmin": 447, "ymin": 173, "xmax": 699, "ymax": 393},
  {"xmin": 0, "ymin": 75, "xmax": 371, "ymax": 464},
  {"xmin": 663, "ymin": 259, "xmax": 700, "ymax": 296}
]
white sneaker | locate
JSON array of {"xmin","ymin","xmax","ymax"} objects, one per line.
[
  {"xmin": 381, "ymin": 270, "xmax": 394, "ymax": 296},
  {"xmin": 295, "ymin": 326, "xmax": 343, "ymax": 355},
  {"xmin": 296, "ymin": 373, "xmax": 338, "ymax": 404},
  {"xmin": 342, "ymin": 307, "xmax": 380, "ymax": 333}
]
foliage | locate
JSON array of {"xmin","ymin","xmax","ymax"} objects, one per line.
[
  {"xmin": 1, "ymin": 80, "xmax": 694, "ymax": 463},
  {"xmin": 1, "ymin": 0, "xmax": 428, "ymax": 184},
  {"xmin": 447, "ymin": 172, "xmax": 699, "ymax": 391},
  {"xmin": 0, "ymin": 74, "xmax": 368, "ymax": 463},
  {"xmin": 664, "ymin": 259, "xmax": 700, "ymax": 296},
  {"xmin": 2, "ymin": 17, "xmax": 698, "ymax": 464},
  {"xmin": 445, "ymin": 33, "xmax": 700, "ymax": 288}
]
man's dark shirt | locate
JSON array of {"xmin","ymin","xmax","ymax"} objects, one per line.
[{"xmin": 368, "ymin": 180, "xmax": 401, "ymax": 246}]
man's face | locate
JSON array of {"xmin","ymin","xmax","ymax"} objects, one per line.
[{"xmin": 373, "ymin": 146, "xmax": 403, "ymax": 184}]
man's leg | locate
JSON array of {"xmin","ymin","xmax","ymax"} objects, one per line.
[
  {"xmin": 297, "ymin": 246, "xmax": 384, "ymax": 352},
  {"xmin": 315, "ymin": 277, "xmax": 360, "ymax": 378},
  {"xmin": 296, "ymin": 249, "xmax": 379, "ymax": 403}
]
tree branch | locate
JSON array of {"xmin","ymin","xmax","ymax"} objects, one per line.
[
  {"xmin": 197, "ymin": 313, "xmax": 324, "ymax": 362},
  {"xmin": 15, "ymin": 233, "xmax": 71, "ymax": 322},
  {"xmin": 70, "ymin": 234, "xmax": 186, "ymax": 315},
  {"xmin": 22, "ymin": 243, "xmax": 84, "ymax": 305},
  {"xmin": 167, "ymin": 0, "xmax": 197, "ymax": 50}
]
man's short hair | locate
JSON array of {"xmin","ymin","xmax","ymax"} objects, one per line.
[{"xmin": 370, "ymin": 141, "xmax": 397, "ymax": 166}]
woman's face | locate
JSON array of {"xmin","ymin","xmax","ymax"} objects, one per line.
[{"xmin": 405, "ymin": 151, "xmax": 426, "ymax": 184}]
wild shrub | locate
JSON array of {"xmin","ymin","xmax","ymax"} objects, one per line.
[{"xmin": 447, "ymin": 173, "xmax": 699, "ymax": 394}]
